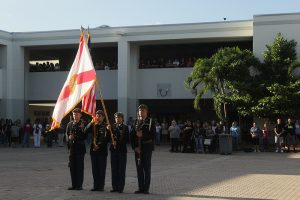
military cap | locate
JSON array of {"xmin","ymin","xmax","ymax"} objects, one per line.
[
  {"xmin": 114, "ymin": 112, "xmax": 124, "ymax": 118},
  {"xmin": 96, "ymin": 110, "xmax": 104, "ymax": 116},
  {"xmin": 72, "ymin": 107, "xmax": 82, "ymax": 113},
  {"xmin": 138, "ymin": 104, "xmax": 148, "ymax": 110}
]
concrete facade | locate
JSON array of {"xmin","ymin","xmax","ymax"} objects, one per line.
[{"xmin": 0, "ymin": 12, "xmax": 300, "ymax": 122}]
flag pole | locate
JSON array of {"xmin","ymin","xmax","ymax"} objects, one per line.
[
  {"xmin": 82, "ymin": 28, "xmax": 115, "ymax": 147},
  {"xmin": 95, "ymin": 79, "xmax": 116, "ymax": 147}
]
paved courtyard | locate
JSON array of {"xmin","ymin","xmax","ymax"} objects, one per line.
[{"xmin": 0, "ymin": 145, "xmax": 299, "ymax": 200}]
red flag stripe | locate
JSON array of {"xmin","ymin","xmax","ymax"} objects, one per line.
[
  {"xmin": 83, "ymin": 90, "xmax": 92, "ymax": 111},
  {"xmin": 82, "ymin": 85, "xmax": 96, "ymax": 116},
  {"xmin": 91, "ymin": 92, "xmax": 96, "ymax": 113}
]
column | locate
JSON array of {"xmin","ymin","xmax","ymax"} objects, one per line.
[
  {"xmin": 117, "ymin": 38, "xmax": 139, "ymax": 121},
  {"xmin": 4, "ymin": 43, "xmax": 25, "ymax": 121}
]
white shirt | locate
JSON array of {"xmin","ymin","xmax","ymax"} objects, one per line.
[{"xmin": 33, "ymin": 123, "xmax": 43, "ymax": 134}]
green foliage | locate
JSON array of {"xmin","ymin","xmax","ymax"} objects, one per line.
[
  {"xmin": 185, "ymin": 46, "xmax": 259, "ymax": 120},
  {"xmin": 252, "ymin": 33, "xmax": 300, "ymax": 118},
  {"xmin": 252, "ymin": 81, "xmax": 300, "ymax": 118}
]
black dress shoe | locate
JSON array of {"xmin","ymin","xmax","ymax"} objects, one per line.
[
  {"xmin": 91, "ymin": 188, "xmax": 104, "ymax": 191},
  {"xmin": 134, "ymin": 190, "xmax": 144, "ymax": 194},
  {"xmin": 144, "ymin": 190, "xmax": 150, "ymax": 194},
  {"xmin": 110, "ymin": 189, "xmax": 117, "ymax": 192},
  {"xmin": 75, "ymin": 187, "xmax": 83, "ymax": 190},
  {"xmin": 68, "ymin": 187, "xmax": 75, "ymax": 190},
  {"xmin": 118, "ymin": 190, "xmax": 123, "ymax": 193}
]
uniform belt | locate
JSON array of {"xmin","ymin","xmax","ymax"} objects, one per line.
[
  {"xmin": 74, "ymin": 141, "xmax": 85, "ymax": 144},
  {"xmin": 142, "ymin": 140, "xmax": 152, "ymax": 144}
]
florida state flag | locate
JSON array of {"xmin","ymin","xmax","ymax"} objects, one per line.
[{"xmin": 51, "ymin": 34, "xmax": 96, "ymax": 130}]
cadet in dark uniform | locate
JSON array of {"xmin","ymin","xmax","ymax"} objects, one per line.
[
  {"xmin": 110, "ymin": 112, "xmax": 129, "ymax": 193},
  {"xmin": 131, "ymin": 104, "xmax": 155, "ymax": 194},
  {"xmin": 66, "ymin": 108, "xmax": 87, "ymax": 190},
  {"xmin": 85, "ymin": 110, "xmax": 108, "ymax": 191}
]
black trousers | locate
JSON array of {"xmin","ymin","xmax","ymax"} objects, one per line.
[
  {"xmin": 91, "ymin": 154, "xmax": 107, "ymax": 189},
  {"xmin": 111, "ymin": 152, "xmax": 127, "ymax": 191},
  {"xmin": 69, "ymin": 154, "xmax": 85, "ymax": 188},
  {"xmin": 135, "ymin": 150, "xmax": 152, "ymax": 192},
  {"xmin": 171, "ymin": 138, "xmax": 179, "ymax": 152}
]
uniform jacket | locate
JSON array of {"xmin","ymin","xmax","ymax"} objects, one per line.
[
  {"xmin": 66, "ymin": 120, "xmax": 87, "ymax": 155},
  {"xmin": 85, "ymin": 122, "xmax": 109, "ymax": 156},
  {"xmin": 110, "ymin": 123, "xmax": 129, "ymax": 153},
  {"xmin": 130, "ymin": 117, "xmax": 155, "ymax": 152}
]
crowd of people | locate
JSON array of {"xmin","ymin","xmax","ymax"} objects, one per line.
[
  {"xmin": 152, "ymin": 118, "xmax": 300, "ymax": 154},
  {"xmin": 153, "ymin": 119, "xmax": 226, "ymax": 153},
  {"xmin": 2, "ymin": 116, "xmax": 300, "ymax": 153},
  {"xmin": 29, "ymin": 56, "xmax": 197, "ymax": 72},
  {"xmin": 139, "ymin": 57, "xmax": 197, "ymax": 69},
  {"xmin": 0, "ymin": 118, "xmax": 64, "ymax": 148},
  {"xmin": 29, "ymin": 60, "xmax": 117, "ymax": 72}
]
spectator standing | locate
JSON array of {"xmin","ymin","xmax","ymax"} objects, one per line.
[
  {"xmin": 204, "ymin": 123, "xmax": 214, "ymax": 153},
  {"xmin": 168, "ymin": 120, "xmax": 181, "ymax": 152},
  {"xmin": 22, "ymin": 119, "xmax": 32, "ymax": 148},
  {"xmin": 177, "ymin": 120, "xmax": 185, "ymax": 151},
  {"xmin": 155, "ymin": 122, "xmax": 162, "ymax": 145},
  {"xmin": 192, "ymin": 121, "xmax": 204, "ymax": 153},
  {"xmin": 250, "ymin": 122, "xmax": 260, "ymax": 152},
  {"xmin": 274, "ymin": 118, "xmax": 284, "ymax": 153},
  {"xmin": 285, "ymin": 118, "xmax": 296, "ymax": 153},
  {"xmin": 44, "ymin": 119, "xmax": 52, "ymax": 148},
  {"xmin": 33, "ymin": 119, "xmax": 43, "ymax": 148},
  {"xmin": 161, "ymin": 120, "xmax": 168, "ymax": 144},
  {"xmin": 16, "ymin": 119, "xmax": 22, "ymax": 144},
  {"xmin": 211, "ymin": 120, "xmax": 217, "ymax": 134},
  {"xmin": 261, "ymin": 122, "xmax": 269, "ymax": 152},
  {"xmin": 182, "ymin": 120, "xmax": 193, "ymax": 153},
  {"xmin": 5, "ymin": 119, "xmax": 13, "ymax": 147},
  {"xmin": 230, "ymin": 121, "xmax": 240, "ymax": 151},
  {"xmin": 0, "ymin": 119, "xmax": 5, "ymax": 145},
  {"xmin": 214, "ymin": 122, "xmax": 223, "ymax": 152},
  {"xmin": 295, "ymin": 120, "xmax": 300, "ymax": 150},
  {"xmin": 219, "ymin": 121, "xmax": 226, "ymax": 134},
  {"xmin": 10, "ymin": 122, "xmax": 20, "ymax": 148}
]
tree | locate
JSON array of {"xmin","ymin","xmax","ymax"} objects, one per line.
[
  {"xmin": 252, "ymin": 33, "xmax": 300, "ymax": 119},
  {"xmin": 252, "ymin": 81, "xmax": 300, "ymax": 118},
  {"xmin": 185, "ymin": 47, "xmax": 259, "ymax": 122}
]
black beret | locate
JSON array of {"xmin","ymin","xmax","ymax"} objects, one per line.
[
  {"xmin": 138, "ymin": 104, "xmax": 148, "ymax": 110},
  {"xmin": 114, "ymin": 112, "xmax": 124, "ymax": 118},
  {"xmin": 96, "ymin": 110, "xmax": 104, "ymax": 116},
  {"xmin": 72, "ymin": 108, "xmax": 82, "ymax": 113}
]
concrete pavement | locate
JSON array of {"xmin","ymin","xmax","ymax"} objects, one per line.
[{"xmin": 0, "ymin": 145, "xmax": 299, "ymax": 200}]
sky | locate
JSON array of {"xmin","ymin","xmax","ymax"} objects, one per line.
[{"xmin": 1, "ymin": 0, "xmax": 300, "ymax": 32}]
